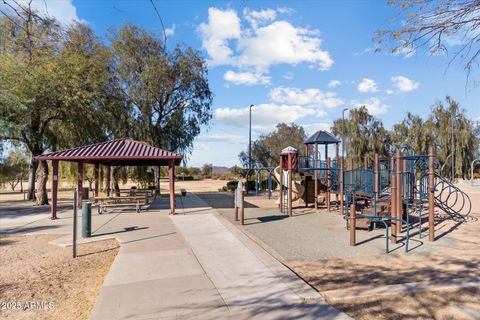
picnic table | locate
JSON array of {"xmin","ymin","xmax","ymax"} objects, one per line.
[{"xmin": 94, "ymin": 195, "xmax": 150, "ymax": 214}]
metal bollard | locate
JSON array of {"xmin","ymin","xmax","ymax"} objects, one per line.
[{"xmin": 82, "ymin": 200, "xmax": 92, "ymax": 238}]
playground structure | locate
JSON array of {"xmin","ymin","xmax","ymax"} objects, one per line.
[{"xmin": 263, "ymin": 130, "xmax": 473, "ymax": 252}]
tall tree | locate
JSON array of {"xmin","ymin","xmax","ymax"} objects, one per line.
[
  {"xmin": 427, "ymin": 96, "xmax": 477, "ymax": 179},
  {"xmin": 239, "ymin": 123, "xmax": 306, "ymax": 168},
  {"xmin": 0, "ymin": 4, "xmax": 115, "ymax": 204},
  {"xmin": 109, "ymin": 24, "xmax": 213, "ymax": 153},
  {"xmin": 332, "ymin": 107, "xmax": 389, "ymax": 168},
  {"xmin": 390, "ymin": 112, "xmax": 434, "ymax": 154}
]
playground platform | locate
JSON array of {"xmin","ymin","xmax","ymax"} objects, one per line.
[{"xmin": 0, "ymin": 195, "xmax": 350, "ymax": 320}]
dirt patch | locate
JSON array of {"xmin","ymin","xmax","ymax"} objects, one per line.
[
  {"xmin": 0, "ymin": 234, "xmax": 119, "ymax": 320},
  {"xmin": 332, "ymin": 287, "xmax": 480, "ymax": 320}
]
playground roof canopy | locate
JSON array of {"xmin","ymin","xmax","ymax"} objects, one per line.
[
  {"xmin": 304, "ymin": 130, "xmax": 340, "ymax": 145},
  {"xmin": 35, "ymin": 138, "xmax": 183, "ymax": 166}
]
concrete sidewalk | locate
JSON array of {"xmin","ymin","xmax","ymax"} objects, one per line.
[{"xmin": 1, "ymin": 194, "xmax": 350, "ymax": 319}]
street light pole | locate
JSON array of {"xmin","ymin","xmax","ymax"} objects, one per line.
[
  {"xmin": 249, "ymin": 104, "xmax": 254, "ymax": 170},
  {"xmin": 342, "ymin": 108, "xmax": 349, "ymax": 160}
]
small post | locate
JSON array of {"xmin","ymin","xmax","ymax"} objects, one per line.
[
  {"xmin": 349, "ymin": 203, "xmax": 356, "ymax": 246},
  {"xmin": 240, "ymin": 188, "xmax": 245, "ymax": 225},
  {"xmin": 391, "ymin": 174, "xmax": 397, "ymax": 244},
  {"xmin": 364, "ymin": 155, "xmax": 368, "ymax": 169},
  {"xmin": 51, "ymin": 160, "xmax": 59, "ymax": 219},
  {"xmin": 168, "ymin": 160, "xmax": 175, "ymax": 215},
  {"xmin": 428, "ymin": 146, "xmax": 435, "ymax": 241},
  {"xmin": 73, "ymin": 189, "xmax": 78, "ymax": 258},
  {"xmin": 234, "ymin": 189, "xmax": 239, "ymax": 221},
  {"xmin": 82, "ymin": 200, "xmax": 92, "ymax": 238}
]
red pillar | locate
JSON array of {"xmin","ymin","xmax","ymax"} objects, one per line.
[
  {"xmin": 51, "ymin": 160, "xmax": 59, "ymax": 219},
  {"xmin": 106, "ymin": 165, "xmax": 111, "ymax": 197},
  {"xmin": 94, "ymin": 163, "xmax": 99, "ymax": 202},
  {"xmin": 77, "ymin": 162, "xmax": 83, "ymax": 209},
  {"xmin": 168, "ymin": 160, "xmax": 175, "ymax": 214}
]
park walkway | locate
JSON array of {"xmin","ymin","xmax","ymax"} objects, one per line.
[{"xmin": 0, "ymin": 194, "xmax": 350, "ymax": 319}]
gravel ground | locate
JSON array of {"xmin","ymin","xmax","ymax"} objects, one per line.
[
  {"xmin": 0, "ymin": 234, "xmax": 119, "ymax": 320},
  {"xmin": 197, "ymin": 192, "xmax": 480, "ymax": 320}
]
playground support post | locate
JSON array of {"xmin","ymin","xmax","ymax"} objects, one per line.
[
  {"xmin": 340, "ymin": 156, "xmax": 344, "ymax": 213},
  {"xmin": 326, "ymin": 157, "xmax": 331, "ymax": 211},
  {"xmin": 374, "ymin": 154, "xmax": 379, "ymax": 197},
  {"xmin": 428, "ymin": 146, "xmax": 435, "ymax": 241},
  {"xmin": 364, "ymin": 155, "xmax": 368, "ymax": 169},
  {"xmin": 335, "ymin": 143, "xmax": 339, "ymax": 208},
  {"xmin": 280, "ymin": 156, "xmax": 284, "ymax": 213},
  {"xmin": 391, "ymin": 173, "xmax": 397, "ymax": 244},
  {"xmin": 288, "ymin": 153, "xmax": 293, "ymax": 217},
  {"xmin": 396, "ymin": 150, "xmax": 402, "ymax": 234},
  {"xmin": 314, "ymin": 142, "xmax": 318, "ymax": 210},
  {"xmin": 349, "ymin": 203, "xmax": 356, "ymax": 246}
]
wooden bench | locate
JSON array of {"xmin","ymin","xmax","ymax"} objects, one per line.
[
  {"xmin": 98, "ymin": 201, "xmax": 144, "ymax": 214},
  {"xmin": 180, "ymin": 188, "xmax": 187, "ymax": 197}
]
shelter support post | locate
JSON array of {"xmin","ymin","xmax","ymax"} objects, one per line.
[
  {"xmin": 169, "ymin": 160, "xmax": 175, "ymax": 214},
  {"xmin": 77, "ymin": 162, "xmax": 83, "ymax": 209},
  {"xmin": 51, "ymin": 160, "xmax": 58, "ymax": 219},
  {"xmin": 106, "ymin": 165, "xmax": 111, "ymax": 197},
  {"xmin": 94, "ymin": 163, "xmax": 99, "ymax": 202},
  {"xmin": 428, "ymin": 146, "xmax": 435, "ymax": 241}
]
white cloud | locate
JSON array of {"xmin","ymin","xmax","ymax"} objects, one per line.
[
  {"xmin": 199, "ymin": 7, "xmax": 333, "ymax": 73},
  {"xmin": 243, "ymin": 8, "xmax": 276, "ymax": 28},
  {"xmin": 269, "ymin": 86, "xmax": 343, "ymax": 109},
  {"xmin": 215, "ymin": 103, "xmax": 327, "ymax": 132},
  {"xmin": 194, "ymin": 143, "xmax": 210, "ymax": 151},
  {"xmin": 391, "ymin": 76, "xmax": 420, "ymax": 92},
  {"xmin": 199, "ymin": 8, "xmax": 241, "ymax": 65},
  {"xmin": 386, "ymin": 89, "xmax": 394, "ymax": 95},
  {"xmin": 165, "ymin": 24, "xmax": 176, "ymax": 37},
  {"xmin": 197, "ymin": 133, "xmax": 246, "ymax": 145},
  {"xmin": 10, "ymin": 0, "xmax": 83, "ymax": 24},
  {"xmin": 351, "ymin": 97, "xmax": 388, "ymax": 116},
  {"xmin": 301, "ymin": 122, "xmax": 331, "ymax": 135},
  {"xmin": 328, "ymin": 80, "xmax": 341, "ymax": 88},
  {"xmin": 357, "ymin": 78, "xmax": 379, "ymax": 93},
  {"xmin": 224, "ymin": 70, "xmax": 271, "ymax": 85},
  {"xmin": 277, "ymin": 7, "xmax": 295, "ymax": 15},
  {"xmin": 283, "ymin": 72, "xmax": 294, "ymax": 80}
]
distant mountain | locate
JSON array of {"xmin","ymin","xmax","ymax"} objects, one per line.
[{"xmin": 212, "ymin": 166, "xmax": 229, "ymax": 174}]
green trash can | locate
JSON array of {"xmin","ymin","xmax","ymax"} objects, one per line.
[{"xmin": 82, "ymin": 200, "xmax": 91, "ymax": 238}]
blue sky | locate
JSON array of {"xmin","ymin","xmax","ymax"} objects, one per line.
[{"xmin": 18, "ymin": 0, "xmax": 480, "ymax": 166}]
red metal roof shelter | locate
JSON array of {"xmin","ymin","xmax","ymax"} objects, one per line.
[{"xmin": 35, "ymin": 138, "xmax": 183, "ymax": 218}]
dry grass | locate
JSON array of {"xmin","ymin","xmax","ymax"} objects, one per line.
[{"xmin": 0, "ymin": 234, "xmax": 119, "ymax": 320}]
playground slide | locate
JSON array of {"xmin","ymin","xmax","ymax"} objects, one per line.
[{"xmin": 273, "ymin": 166, "xmax": 305, "ymax": 202}]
